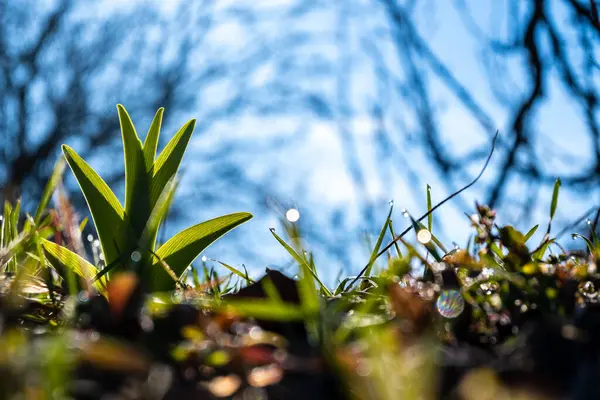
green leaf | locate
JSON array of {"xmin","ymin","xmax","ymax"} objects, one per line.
[
  {"xmin": 34, "ymin": 158, "xmax": 66, "ymax": 226},
  {"xmin": 3, "ymin": 201, "xmax": 13, "ymax": 246},
  {"xmin": 387, "ymin": 219, "xmax": 402, "ymax": 258},
  {"xmin": 524, "ymin": 224, "xmax": 539, "ymax": 243},
  {"xmin": 269, "ymin": 228, "xmax": 331, "ymax": 298},
  {"xmin": 365, "ymin": 204, "xmax": 393, "ymax": 276},
  {"xmin": 79, "ymin": 217, "xmax": 88, "ymax": 233},
  {"xmin": 222, "ymin": 299, "xmax": 305, "ymax": 321},
  {"xmin": 149, "ymin": 119, "xmax": 196, "ymax": 209},
  {"xmin": 532, "ymin": 238, "xmax": 555, "ymax": 260},
  {"xmin": 138, "ymin": 177, "xmax": 178, "ymax": 256},
  {"xmin": 149, "ymin": 212, "xmax": 252, "ymax": 291},
  {"xmin": 216, "ymin": 260, "xmax": 255, "ymax": 284},
  {"xmin": 426, "ymin": 184, "xmax": 433, "ymax": 232},
  {"xmin": 41, "ymin": 239, "xmax": 106, "ymax": 294},
  {"xmin": 117, "ymin": 104, "xmax": 150, "ymax": 237},
  {"xmin": 62, "ymin": 145, "xmax": 125, "ymax": 266},
  {"xmin": 298, "ymin": 251, "xmax": 321, "ymax": 315},
  {"xmin": 143, "ymin": 107, "xmax": 164, "ymax": 170},
  {"xmin": 11, "ymin": 200, "xmax": 20, "ymax": 239},
  {"xmin": 550, "ymin": 178, "xmax": 561, "ymax": 220}
]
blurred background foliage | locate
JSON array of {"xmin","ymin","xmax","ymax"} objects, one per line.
[{"xmin": 1, "ymin": 0, "xmax": 599, "ymax": 282}]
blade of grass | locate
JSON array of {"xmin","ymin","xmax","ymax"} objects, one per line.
[
  {"xmin": 150, "ymin": 212, "xmax": 252, "ymax": 291},
  {"xmin": 143, "ymin": 107, "xmax": 164, "ymax": 170},
  {"xmin": 364, "ymin": 204, "xmax": 394, "ymax": 276},
  {"xmin": 33, "ymin": 159, "xmax": 66, "ymax": 226},
  {"xmin": 149, "ymin": 119, "xmax": 196, "ymax": 209},
  {"xmin": 389, "ymin": 222, "xmax": 403, "ymax": 255},
  {"xmin": 117, "ymin": 104, "xmax": 150, "ymax": 237},
  {"xmin": 546, "ymin": 178, "xmax": 561, "ymax": 235},
  {"xmin": 524, "ymin": 224, "xmax": 539, "ymax": 243},
  {"xmin": 222, "ymin": 299, "xmax": 305, "ymax": 321},
  {"xmin": 269, "ymin": 228, "xmax": 332, "ymax": 297},
  {"xmin": 215, "ymin": 260, "xmax": 255, "ymax": 284},
  {"xmin": 426, "ymin": 184, "xmax": 432, "ymax": 232},
  {"xmin": 62, "ymin": 145, "xmax": 125, "ymax": 265}
]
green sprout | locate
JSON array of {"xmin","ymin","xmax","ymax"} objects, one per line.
[{"xmin": 42, "ymin": 105, "xmax": 252, "ymax": 293}]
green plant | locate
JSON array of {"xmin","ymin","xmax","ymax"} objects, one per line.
[{"xmin": 42, "ymin": 105, "xmax": 252, "ymax": 293}]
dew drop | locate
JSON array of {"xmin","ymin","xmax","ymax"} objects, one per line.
[
  {"xmin": 587, "ymin": 218, "xmax": 592, "ymax": 225},
  {"xmin": 431, "ymin": 262, "xmax": 446, "ymax": 272},
  {"xmin": 417, "ymin": 229, "xmax": 432, "ymax": 244},
  {"xmin": 436, "ymin": 290, "xmax": 464, "ymax": 319},
  {"xmin": 130, "ymin": 251, "xmax": 142, "ymax": 262},
  {"xmin": 402, "ymin": 209, "xmax": 409, "ymax": 218},
  {"xmin": 285, "ymin": 208, "xmax": 300, "ymax": 222},
  {"xmin": 269, "ymin": 228, "xmax": 276, "ymax": 233},
  {"xmin": 201, "ymin": 256, "xmax": 208, "ymax": 262},
  {"xmin": 87, "ymin": 234, "xmax": 93, "ymax": 242},
  {"xmin": 356, "ymin": 361, "xmax": 372, "ymax": 377},
  {"xmin": 389, "ymin": 199, "xmax": 394, "ymax": 206},
  {"xmin": 578, "ymin": 281, "xmax": 598, "ymax": 301}
]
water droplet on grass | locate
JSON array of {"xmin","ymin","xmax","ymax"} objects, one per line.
[
  {"xmin": 417, "ymin": 229, "xmax": 431, "ymax": 244},
  {"xmin": 436, "ymin": 290, "xmax": 464, "ymax": 318},
  {"xmin": 131, "ymin": 251, "xmax": 142, "ymax": 262},
  {"xmin": 285, "ymin": 208, "xmax": 300, "ymax": 222},
  {"xmin": 201, "ymin": 256, "xmax": 208, "ymax": 262},
  {"xmin": 87, "ymin": 234, "xmax": 93, "ymax": 242},
  {"xmin": 579, "ymin": 281, "xmax": 598, "ymax": 301},
  {"xmin": 402, "ymin": 209, "xmax": 409, "ymax": 218}
]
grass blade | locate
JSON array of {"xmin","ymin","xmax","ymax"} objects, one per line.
[
  {"xmin": 388, "ymin": 220, "xmax": 403, "ymax": 258},
  {"xmin": 426, "ymin": 184, "xmax": 432, "ymax": 232},
  {"xmin": 269, "ymin": 228, "xmax": 331, "ymax": 297},
  {"xmin": 143, "ymin": 107, "xmax": 164, "ymax": 170},
  {"xmin": 149, "ymin": 119, "xmax": 196, "ymax": 209},
  {"xmin": 222, "ymin": 299, "xmax": 305, "ymax": 321},
  {"xmin": 41, "ymin": 239, "xmax": 106, "ymax": 294},
  {"xmin": 62, "ymin": 145, "xmax": 125, "ymax": 266},
  {"xmin": 547, "ymin": 178, "xmax": 561, "ymax": 235},
  {"xmin": 215, "ymin": 260, "xmax": 255, "ymax": 284},
  {"xmin": 150, "ymin": 212, "xmax": 252, "ymax": 291},
  {"xmin": 33, "ymin": 158, "xmax": 66, "ymax": 226},
  {"xmin": 524, "ymin": 224, "xmax": 539, "ymax": 243},
  {"xmin": 138, "ymin": 177, "xmax": 178, "ymax": 256},
  {"xmin": 364, "ymin": 204, "xmax": 393, "ymax": 276},
  {"xmin": 117, "ymin": 104, "xmax": 150, "ymax": 237},
  {"xmin": 550, "ymin": 178, "xmax": 561, "ymax": 220}
]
